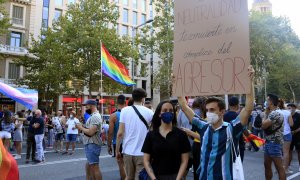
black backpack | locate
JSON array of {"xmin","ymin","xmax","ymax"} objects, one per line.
[{"xmin": 253, "ymin": 111, "xmax": 262, "ymax": 128}]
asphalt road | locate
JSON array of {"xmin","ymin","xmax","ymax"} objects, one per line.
[{"xmin": 15, "ymin": 143, "xmax": 300, "ymax": 180}]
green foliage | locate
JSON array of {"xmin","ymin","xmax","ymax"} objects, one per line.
[
  {"xmin": 0, "ymin": 0, "xmax": 11, "ymax": 36},
  {"xmin": 17, "ymin": 0, "xmax": 138, "ymax": 104},
  {"xmin": 249, "ymin": 12, "xmax": 300, "ymax": 102},
  {"xmin": 140, "ymin": 0, "xmax": 174, "ymax": 99}
]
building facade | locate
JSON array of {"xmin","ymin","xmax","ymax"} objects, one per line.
[
  {"xmin": 252, "ymin": 0, "xmax": 272, "ymax": 13},
  {"xmin": 0, "ymin": 0, "xmax": 160, "ymax": 113}
]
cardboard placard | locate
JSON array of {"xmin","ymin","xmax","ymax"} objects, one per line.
[{"xmin": 173, "ymin": 0, "xmax": 251, "ymax": 96}]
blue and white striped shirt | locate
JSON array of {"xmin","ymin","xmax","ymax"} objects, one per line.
[{"xmin": 192, "ymin": 116, "xmax": 244, "ymax": 180}]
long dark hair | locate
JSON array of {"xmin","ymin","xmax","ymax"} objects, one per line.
[
  {"xmin": 150, "ymin": 100, "xmax": 177, "ymax": 130},
  {"xmin": 3, "ymin": 110, "xmax": 12, "ymax": 124}
]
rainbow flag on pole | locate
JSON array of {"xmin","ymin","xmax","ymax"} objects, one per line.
[
  {"xmin": 101, "ymin": 44, "xmax": 135, "ymax": 86},
  {"xmin": 0, "ymin": 139, "xmax": 19, "ymax": 180},
  {"xmin": 0, "ymin": 82, "xmax": 38, "ymax": 110}
]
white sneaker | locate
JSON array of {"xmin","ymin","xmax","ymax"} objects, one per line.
[
  {"xmin": 285, "ymin": 170, "xmax": 293, "ymax": 174},
  {"xmin": 14, "ymin": 154, "xmax": 21, "ymax": 160}
]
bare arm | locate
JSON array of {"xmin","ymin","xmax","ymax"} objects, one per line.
[
  {"xmin": 177, "ymin": 97, "xmax": 195, "ymax": 123},
  {"xmin": 143, "ymin": 153, "xmax": 156, "ymax": 180},
  {"xmin": 176, "ymin": 153, "xmax": 189, "ymax": 180},
  {"xmin": 116, "ymin": 122, "xmax": 125, "ymax": 161},
  {"xmin": 79, "ymin": 125, "xmax": 98, "ymax": 136},
  {"xmin": 107, "ymin": 114, "xmax": 116, "ymax": 155},
  {"xmin": 181, "ymin": 127, "xmax": 200, "ymax": 140},
  {"xmin": 239, "ymin": 66, "xmax": 255, "ymax": 126}
]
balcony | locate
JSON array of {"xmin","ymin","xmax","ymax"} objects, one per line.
[
  {"xmin": 12, "ymin": 0, "xmax": 31, "ymax": 4},
  {"xmin": 0, "ymin": 78, "xmax": 17, "ymax": 87},
  {"xmin": 12, "ymin": 17, "xmax": 23, "ymax": 26},
  {"xmin": 0, "ymin": 44, "xmax": 29, "ymax": 56}
]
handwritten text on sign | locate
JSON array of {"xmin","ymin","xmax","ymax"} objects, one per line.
[{"xmin": 173, "ymin": 0, "xmax": 251, "ymax": 96}]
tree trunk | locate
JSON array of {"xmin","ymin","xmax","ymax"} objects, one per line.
[
  {"xmin": 288, "ymin": 83, "xmax": 296, "ymax": 103},
  {"xmin": 88, "ymin": 73, "xmax": 92, "ymax": 98}
]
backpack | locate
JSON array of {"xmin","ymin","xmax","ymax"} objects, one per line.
[{"xmin": 253, "ymin": 110, "xmax": 262, "ymax": 129}]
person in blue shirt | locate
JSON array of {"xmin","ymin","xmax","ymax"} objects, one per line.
[
  {"xmin": 177, "ymin": 66, "xmax": 255, "ymax": 180},
  {"xmin": 107, "ymin": 95, "xmax": 126, "ymax": 180}
]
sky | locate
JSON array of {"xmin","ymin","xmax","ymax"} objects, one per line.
[{"xmin": 248, "ymin": 0, "xmax": 300, "ymax": 36}]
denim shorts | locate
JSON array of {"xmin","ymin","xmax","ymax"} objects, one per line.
[
  {"xmin": 283, "ymin": 133, "xmax": 293, "ymax": 142},
  {"xmin": 66, "ymin": 134, "xmax": 77, "ymax": 142},
  {"xmin": 85, "ymin": 143, "xmax": 101, "ymax": 165},
  {"xmin": 264, "ymin": 141, "xmax": 283, "ymax": 157}
]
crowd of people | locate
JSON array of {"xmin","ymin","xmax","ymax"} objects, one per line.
[{"xmin": 2, "ymin": 66, "xmax": 300, "ymax": 180}]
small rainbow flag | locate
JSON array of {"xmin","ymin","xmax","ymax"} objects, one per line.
[
  {"xmin": 0, "ymin": 82, "xmax": 38, "ymax": 110},
  {"xmin": 0, "ymin": 139, "xmax": 19, "ymax": 180},
  {"xmin": 101, "ymin": 44, "xmax": 135, "ymax": 86}
]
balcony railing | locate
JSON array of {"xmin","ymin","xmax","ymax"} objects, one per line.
[
  {"xmin": 12, "ymin": 17, "xmax": 23, "ymax": 25},
  {"xmin": 0, "ymin": 44, "xmax": 29, "ymax": 56},
  {"xmin": 0, "ymin": 78, "xmax": 17, "ymax": 86}
]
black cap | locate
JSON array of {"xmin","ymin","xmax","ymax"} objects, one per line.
[
  {"xmin": 287, "ymin": 103, "xmax": 297, "ymax": 108},
  {"xmin": 82, "ymin": 99, "xmax": 97, "ymax": 106}
]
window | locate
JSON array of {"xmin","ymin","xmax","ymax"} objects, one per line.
[
  {"xmin": 123, "ymin": 0, "xmax": 128, "ymax": 6},
  {"xmin": 42, "ymin": 0, "xmax": 49, "ymax": 29},
  {"xmin": 133, "ymin": 11, "xmax": 137, "ymax": 25},
  {"xmin": 8, "ymin": 63, "xmax": 20, "ymax": 79},
  {"xmin": 68, "ymin": 0, "xmax": 75, "ymax": 4},
  {"xmin": 55, "ymin": 0, "xmax": 63, "ymax": 6},
  {"xmin": 141, "ymin": 14, "xmax": 146, "ymax": 24},
  {"xmin": 142, "ymin": 80, "xmax": 147, "ymax": 90},
  {"xmin": 10, "ymin": 32, "xmax": 22, "ymax": 47},
  {"xmin": 12, "ymin": 5, "xmax": 24, "ymax": 25},
  {"xmin": 140, "ymin": 46, "xmax": 146, "ymax": 60},
  {"xmin": 141, "ymin": 0, "xmax": 146, "ymax": 12},
  {"xmin": 121, "ymin": 25, "xmax": 128, "ymax": 36},
  {"xmin": 133, "ymin": 0, "xmax": 137, "ymax": 9},
  {"xmin": 123, "ymin": 9, "xmax": 128, "ymax": 23},
  {"xmin": 54, "ymin": 9, "xmax": 62, "ymax": 21}
]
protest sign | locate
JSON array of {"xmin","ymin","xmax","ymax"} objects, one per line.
[{"xmin": 173, "ymin": 0, "xmax": 251, "ymax": 96}]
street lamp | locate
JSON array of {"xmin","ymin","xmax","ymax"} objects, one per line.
[{"xmin": 131, "ymin": 19, "xmax": 154, "ymax": 90}]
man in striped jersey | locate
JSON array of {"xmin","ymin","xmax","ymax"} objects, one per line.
[{"xmin": 177, "ymin": 66, "xmax": 254, "ymax": 180}]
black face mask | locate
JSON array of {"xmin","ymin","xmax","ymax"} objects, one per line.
[{"xmin": 86, "ymin": 109, "xmax": 92, "ymax": 115}]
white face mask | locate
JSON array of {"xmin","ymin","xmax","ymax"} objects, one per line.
[
  {"xmin": 70, "ymin": 115, "xmax": 74, "ymax": 119},
  {"xmin": 206, "ymin": 112, "xmax": 219, "ymax": 124}
]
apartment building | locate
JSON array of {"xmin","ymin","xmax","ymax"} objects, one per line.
[{"xmin": 0, "ymin": 0, "xmax": 160, "ymax": 112}]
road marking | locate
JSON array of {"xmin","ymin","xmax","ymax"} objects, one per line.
[
  {"xmin": 13, "ymin": 147, "xmax": 85, "ymax": 156},
  {"xmin": 18, "ymin": 155, "xmax": 111, "ymax": 169},
  {"xmin": 287, "ymin": 172, "xmax": 300, "ymax": 180}
]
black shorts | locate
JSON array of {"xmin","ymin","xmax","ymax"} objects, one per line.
[{"xmin": 290, "ymin": 137, "xmax": 300, "ymax": 151}]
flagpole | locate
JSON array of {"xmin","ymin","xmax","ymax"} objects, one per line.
[{"xmin": 100, "ymin": 41, "xmax": 104, "ymax": 120}]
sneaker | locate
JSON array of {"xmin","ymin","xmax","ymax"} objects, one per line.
[
  {"xmin": 285, "ymin": 170, "xmax": 293, "ymax": 174},
  {"xmin": 34, "ymin": 160, "xmax": 43, "ymax": 164},
  {"xmin": 14, "ymin": 155, "xmax": 21, "ymax": 160},
  {"xmin": 62, "ymin": 151, "xmax": 68, "ymax": 155},
  {"xmin": 69, "ymin": 152, "xmax": 74, "ymax": 155}
]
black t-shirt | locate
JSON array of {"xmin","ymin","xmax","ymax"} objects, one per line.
[
  {"xmin": 223, "ymin": 111, "xmax": 245, "ymax": 149},
  {"xmin": 292, "ymin": 112, "xmax": 300, "ymax": 138},
  {"xmin": 141, "ymin": 127, "xmax": 191, "ymax": 176},
  {"xmin": 48, "ymin": 119, "xmax": 53, "ymax": 130},
  {"xmin": 34, "ymin": 117, "xmax": 44, "ymax": 135}
]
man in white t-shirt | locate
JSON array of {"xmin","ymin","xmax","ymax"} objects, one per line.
[
  {"xmin": 62, "ymin": 111, "xmax": 79, "ymax": 155},
  {"xmin": 116, "ymin": 88, "xmax": 154, "ymax": 180}
]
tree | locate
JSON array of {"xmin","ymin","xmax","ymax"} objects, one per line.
[
  {"xmin": 139, "ymin": 0, "xmax": 174, "ymax": 100},
  {"xmin": 249, "ymin": 12, "xmax": 300, "ymax": 102},
  {"xmin": 0, "ymin": 0, "xmax": 10, "ymax": 36},
  {"xmin": 57, "ymin": 0, "xmax": 137, "ymax": 97},
  {"xmin": 17, "ymin": 0, "xmax": 138, "ymax": 110}
]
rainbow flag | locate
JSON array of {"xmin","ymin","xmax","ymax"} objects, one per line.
[
  {"xmin": 101, "ymin": 44, "xmax": 135, "ymax": 86},
  {"xmin": 0, "ymin": 82, "xmax": 38, "ymax": 110},
  {"xmin": 0, "ymin": 139, "xmax": 19, "ymax": 180}
]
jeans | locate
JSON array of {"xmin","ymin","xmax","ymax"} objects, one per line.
[
  {"xmin": 85, "ymin": 143, "xmax": 101, "ymax": 165},
  {"xmin": 264, "ymin": 141, "xmax": 283, "ymax": 157},
  {"xmin": 48, "ymin": 129, "xmax": 54, "ymax": 146},
  {"xmin": 26, "ymin": 131, "xmax": 36, "ymax": 161},
  {"xmin": 35, "ymin": 134, "xmax": 45, "ymax": 161}
]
